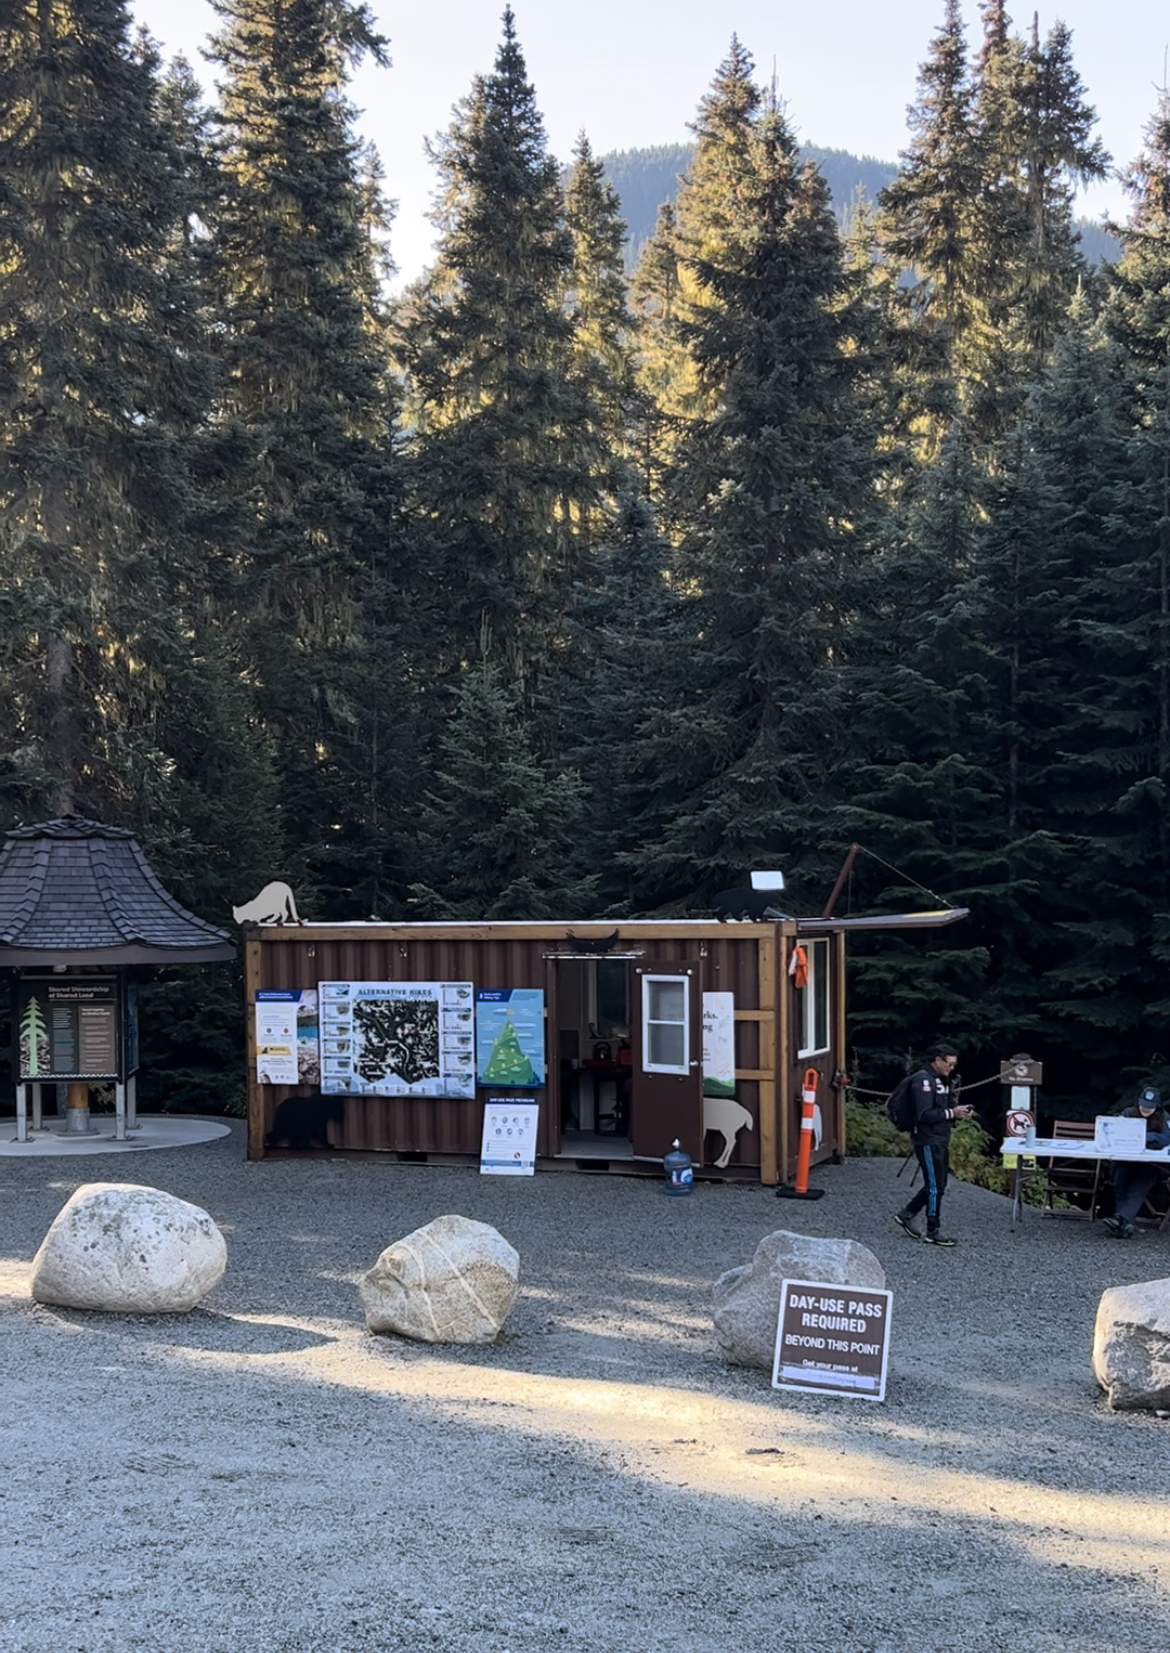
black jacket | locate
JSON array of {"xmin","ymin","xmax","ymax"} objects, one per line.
[{"xmin": 909, "ymin": 1066, "xmax": 957, "ymax": 1147}]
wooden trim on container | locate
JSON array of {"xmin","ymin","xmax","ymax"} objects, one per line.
[
  {"xmin": 733, "ymin": 1009, "xmax": 770, "ymax": 1022},
  {"xmin": 734, "ymin": 1069, "xmax": 775, "ymax": 1082},
  {"xmin": 244, "ymin": 934, "xmax": 264, "ymax": 1161},
  {"xmin": 248, "ymin": 919, "xmax": 779, "ymax": 944},
  {"xmin": 777, "ymin": 934, "xmax": 791, "ymax": 1180},
  {"xmin": 757, "ymin": 932, "xmax": 779, "ymax": 1184},
  {"xmin": 834, "ymin": 931, "xmax": 848, "ymax": 1154}
]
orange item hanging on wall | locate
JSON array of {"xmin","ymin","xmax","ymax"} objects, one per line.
[{"xmin": 788, "ymin": 943, "xmax": 809, "ymax": 990}]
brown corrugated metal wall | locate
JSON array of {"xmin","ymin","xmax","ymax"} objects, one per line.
[{"xmin": 244, "ymin": 920, "xmax": 848, "ymax": 1182}]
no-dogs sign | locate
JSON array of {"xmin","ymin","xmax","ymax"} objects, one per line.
[{"xmin": 772, "ymin": 1279, "xmax": 893, "ymax": 1402}]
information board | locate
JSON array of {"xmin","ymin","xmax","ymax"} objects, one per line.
[
  {"xmin": 476, "ymin": 989, "xmax": 545, "ymax": 1087},
  {"xmin": 318, "ymin": 981, "xmax": 475, "ymax": 1098},
  {"xmin": 255, "ymin": 989, "xmax": 319, "ymax": 1086},
  {"xmin": 702, "ymin": 991, "xmax": 735, "ymax": 1098},
  {"xmin": 772, "ymin": 1279, "xmax": 893, "ymax": 1402},
  {"xmin": 17, "ymin": 977, "xmax": 122, "ymax": 1081},
  {"xmin": 1094, "ymin": 1114, "xmax": 1148, "ymax": 1155},
  {"xmin": 479, "ymin": 1100, "xmax": 540, "ymax": 1175}
]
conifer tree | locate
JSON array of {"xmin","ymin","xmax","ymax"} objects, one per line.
[
  {"xmin": 407, "ymin": 638, "xmax": 597, "ymax": 920},
  {"xmin": 0, "ymin": 2, "xmax": 213, "ymax": 823},
  {"xmin": 564, "ymin": 132, "xmax": 639, "ymax": 494},
  {"xmin": 876, "ymin": 0, "xmax": 983, "ymax": 449},
  {"xmin": 397, "ymin": 8, "xmax": 604, "ymax": 698},
  {"xmin": 205, "ymin": 0, "xmax": 405, "ymax": 915},
  {"xmin": 625, "ymin": 63, "xmax": 877, "ymax": 910}
]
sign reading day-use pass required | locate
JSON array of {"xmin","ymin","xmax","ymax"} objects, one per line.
[{"xmin": 772, "ymin": 1279, "xmax": 893, "ymax": 1402}]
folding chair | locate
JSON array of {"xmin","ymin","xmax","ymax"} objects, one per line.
[{"xmin": 1040, "ymin": 1120, "xmax": 1102, "ymax": 1219}]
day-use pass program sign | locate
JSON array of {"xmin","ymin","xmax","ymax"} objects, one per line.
[{"xmin": 772, "ymin": 1279, "xmax": 893, "ymax": 1402}]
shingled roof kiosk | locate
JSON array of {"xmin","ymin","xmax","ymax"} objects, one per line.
[{"xmin": 0, "ymin": 817, "xmax": 235, "ymax": 1143}]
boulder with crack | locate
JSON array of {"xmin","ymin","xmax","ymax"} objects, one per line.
[
  {"xmin": 360, "ymin": 1213, "xmax": 519, "ymax": 1342},
  {"xmin": 1093, "ymin": 1275, "xmax": 1170, "ymax": 1411},
  {"xmin": 713, "ymin": 1229, "xmax": 886, "ymax": 1370},
  {"xmin": 30, "ymin": 1182, "xmax": 227, "ymax": 1313}
]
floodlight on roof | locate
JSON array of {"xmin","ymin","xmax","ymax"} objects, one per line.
[{"xmin": 750, "ymin": 870, "xmax": 785, "ymax": 891}]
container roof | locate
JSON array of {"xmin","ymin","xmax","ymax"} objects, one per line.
[{"xmin": 0, "ymin": 816, "xmax": 235, "ymax": 965}]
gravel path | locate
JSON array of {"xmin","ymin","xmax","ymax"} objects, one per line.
[{"xmin": 1, "ymin": 1125, "xmax": 1168, "ymax": 1653}]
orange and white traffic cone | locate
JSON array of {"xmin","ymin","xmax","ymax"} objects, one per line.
[{"xmin": 775, "ymin": 1066, "xmax": 827, "ymax": 1200}]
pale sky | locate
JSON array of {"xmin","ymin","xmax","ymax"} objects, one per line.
[{"xmin": 130, "ymin": 0, "xmax": 1170, "ymax": 283}]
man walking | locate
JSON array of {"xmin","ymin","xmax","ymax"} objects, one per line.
[{"xmin": 893, "ymin": 1044, "xmax": 973, "ymax": 1246}]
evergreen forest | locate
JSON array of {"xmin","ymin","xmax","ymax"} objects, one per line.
[{"xmin": 3, "ymin": 0, "xmax": 1169, "ymax": 1114}]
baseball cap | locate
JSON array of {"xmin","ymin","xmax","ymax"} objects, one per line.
[{"xmin": 1138, "ymin": 1086, "xmax": 1162, "ymax": 1109}]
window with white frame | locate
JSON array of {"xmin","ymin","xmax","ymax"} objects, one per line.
[
  {"xmin": 797, "ymin": 937, "xmax": 831, "ymax": 1057},
  {"xmin": 641, "ymin": 974, "xmax": 690, "ymax": 1074}
]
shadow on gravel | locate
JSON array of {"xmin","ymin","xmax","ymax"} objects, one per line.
[{"xmin": 32, "ymin": 1303, "xmax": 335, "ymax": 1354}]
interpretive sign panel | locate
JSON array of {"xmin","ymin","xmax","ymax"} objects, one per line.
[
  {"xmin": 702, "ymin": 991, "xmax": 735, "ymax": 1097},
  {"xmin": 17, "ymin": 977, "xmax": 122, "ymax": 1081},
  {"xmin": 255, "ymin": 990, "xmax": 319, "ymax": 1086},
  {"xmin": 476, "ymin": 989, "xmax": 544, "ymax": 1087},
  {"xmin": 480, "ymin": 1099, "xmax": 539, "ymax": 1175},
  {"xmin": 772, "ymin": 1279, "xmax": 892, "ymax": 1402},
  {"xmin": 318, "ymin": 981, "xmax": 475, "ymax": 1098}
]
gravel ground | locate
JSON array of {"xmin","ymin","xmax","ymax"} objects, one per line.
[{"xmin": 1, "ymin": 1125, "xmax": 1168, "ymax": 1653}]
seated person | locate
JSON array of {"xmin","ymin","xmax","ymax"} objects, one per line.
[{"xmin": 1103, "ymin": 1085, "xmax": 1170, "ymax": 1237}]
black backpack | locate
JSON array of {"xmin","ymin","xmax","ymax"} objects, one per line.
[{"xmin": 885, "ymin": 1072, "xmax": 919, "ymax": 1132}]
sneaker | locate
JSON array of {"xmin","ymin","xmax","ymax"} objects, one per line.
[
  {"xmin": 923, "ymin": 1232, "xmax": 957, "ymax": 1247},
  {"xmin": 1120, "ymin": 1221, "xmax": 1136, "ymax": 1239},
  {"xmin": 893, "ymin": 1210, "xmax": 921, "ymax": 1240},
  {"xmin": 1102, "ymin": 1215, "xmax": 1123, "ymax": 1235}
]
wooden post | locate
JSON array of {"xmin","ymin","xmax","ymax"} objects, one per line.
[
  {"xmin": 64, "ymin": 1081, "xmax": 91, "ymax": 1134},
  {"xmin": 245, "ymin": 931, "xmax": 264, "ymax": 1160},
  {"xmin": 778, "ymin": 933, "xmax": 792, "ymax": 1180},
  {"xmin": 833, "ymin": 932, "xmax": 848, "ymax": 1156},
  {"xmin": 757, "ymin": 929, "xmax": 779, "ymax": 1185}
]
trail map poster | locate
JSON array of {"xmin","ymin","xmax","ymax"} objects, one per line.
[
  {"xmin": 318, "ymin": 981, "xmax": 475, "ymax": 1098},
  {"xmin": 17, "ymin": 977, "xmax": 121, "ymax": 1081},
  {"xmin": 476, "ymin": 989, "xmax": 545, "ymax": 1087}
]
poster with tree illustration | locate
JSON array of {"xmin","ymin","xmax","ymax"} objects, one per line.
[
  {"xmin": 19, "ymin": 993, "xmax": 49, "ymax": 1078},
  {"xmin": 476, "ymin": 990, "xmax": 544, "ymax": 1087}
]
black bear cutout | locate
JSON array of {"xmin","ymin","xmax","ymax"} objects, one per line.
[{"xmin": 265, "ymin": 1095, "xmax": 344, "ymax": 1151}]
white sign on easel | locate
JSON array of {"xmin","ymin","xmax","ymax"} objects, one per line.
[
  {"xmin": 1094, "ymin": 1114, "xmax": 1147, "ymax": 1154},
  {"xmin": 480, "ymin": 1100, "xmax": 539, "ymax": 1176}
]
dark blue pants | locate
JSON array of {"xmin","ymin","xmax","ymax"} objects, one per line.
[{"xmin": 905, "ymin": 1143, "xmax": 949, "ymax": 1232}]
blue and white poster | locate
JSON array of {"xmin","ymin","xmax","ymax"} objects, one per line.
[{"xmin": 476, "ymin": 989, "xmax": 545, "ymax": 1088}]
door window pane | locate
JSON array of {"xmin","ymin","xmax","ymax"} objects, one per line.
[
  {"xmin": 642, "ymin": 974, "xmax": 690, "ymax": 1075},
  {"xmin": 648, "ymin": 980, "xmax": 685, "ymax": 1023},
  {"xmin": 649, "ymin": 1023, "xmax": 686, "ymax": 1069}
]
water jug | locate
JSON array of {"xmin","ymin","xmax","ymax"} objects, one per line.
[{"xmin": 663, "ymin": 1139, "xmax": 693, "ymax": 1196}]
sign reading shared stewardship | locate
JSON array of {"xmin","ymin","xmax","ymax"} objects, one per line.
[{"xmin": 772, "ymin": 1279, "xmax": 893, "ymax": 1402}]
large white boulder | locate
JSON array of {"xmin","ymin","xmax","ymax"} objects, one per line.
[
  {"xmin": 713, "ymin": 1229, "xmax": 886, "ymax": 1370},
  {"xmin": 360, "ymin": 1214, "xmax": 519, "ymax": 1343},
  {"xmin": 1093, "ymin": 1275, "xmax": 1170, "ymax": 1411},
  {"xmin": 30, "ymin": 1182, "xmax": 227, "ymax": 1313}
]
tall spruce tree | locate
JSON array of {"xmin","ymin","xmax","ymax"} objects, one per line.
[
  {"xmin": 0, "ymin": 2, "xmax": 213, "ymax": 823},
  {"xmin": 397, "ymin": 8, "xmax": 605, "ymax": 700},
  {"xmin": 969, "ymin": 7, "xmax": 1108, "ymax": 432},
  {"xmin": 563, "ymin": 132, "xmax": 638, "ymax": 495},
  {"xmin": 876, "ymin": 0, "xmax": 984, "ymax": 450},
  {"xmin": 407, "ymin": 638, "xmax": 597, "ymax": 920},
  {"xmin": 624, "ymin": 62, "xmax": 876, "ymax": 911},
  {"xmin": 206, "ymin": 0, "xmax": 405, "ymax": 916}
]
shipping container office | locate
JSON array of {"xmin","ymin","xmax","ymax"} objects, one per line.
[{"xmin": 244, "ymin": 917, "xmax": 862, "ymax": 1183}]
